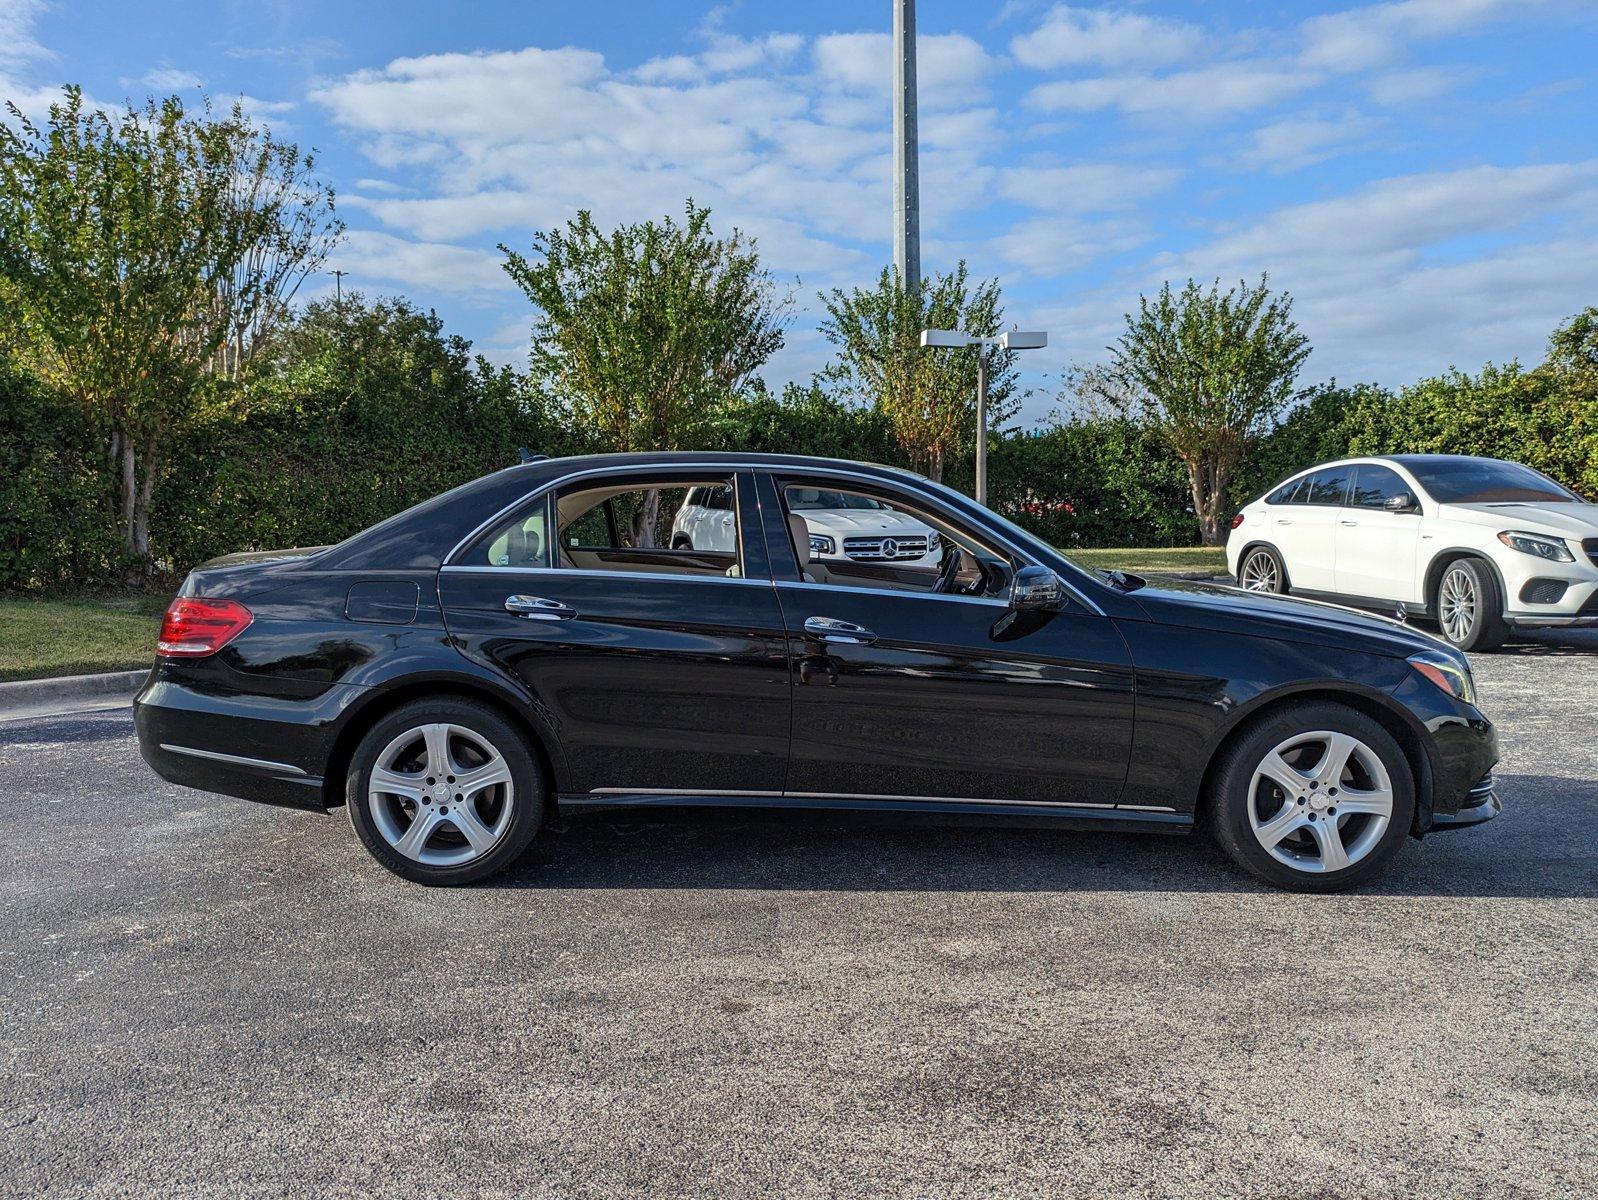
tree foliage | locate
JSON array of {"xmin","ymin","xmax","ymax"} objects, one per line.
[
  {"xmin": 0, "ymin": 86, "xmax": 340, "ymax": 567},
  {"xmin": 501, "ymin": 201, "xmax": 787, "ymax": 452},
  {"xmin": 819, "ymin": 263, "xmax": 1018, "ymax": 482},
  {"xmin": 1095, "ymin": 275, "xmax": 1310, "ymax": 544}
]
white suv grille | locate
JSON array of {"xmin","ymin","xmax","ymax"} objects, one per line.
[{"xmin": 843, "ymin": 535, "xmax": 928, "ymax": 561}]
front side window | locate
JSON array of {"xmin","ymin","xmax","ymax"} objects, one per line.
[
  {"xmin": 1305, "ymin": 466, "xmax": 1354, "ymax": 506},
  {"xmin": 781, "ymin": 481, "xmax": 1012, "ymax": 600},
  {"xmin": 1348, "ymin": 465, "xmax": 1411, "ymax": 509}
]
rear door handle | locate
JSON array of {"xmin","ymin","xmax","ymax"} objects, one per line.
[
  {"xmin": 1276, "ymin": 518, "xmax": 1292, "ymax": 525},
  {"xmin": 803, "ymin": 616, "xmax": 877, "ymax": 645},
  {"xmin": 504, "ymin": 595, "xmax": 576, "ymax": 620},
  {"xmin": 1340, "ymin": 520, "xmax": 1358, "ymax": 527}
]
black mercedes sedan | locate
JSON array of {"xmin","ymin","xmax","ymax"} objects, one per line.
[{"xmin": 134, "ymin": 452, "xmax": 1500, "ymax": 891}]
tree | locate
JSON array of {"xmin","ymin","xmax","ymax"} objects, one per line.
[
  {"xmin": 500, "ymin": 201, "xmax": 787, "ymax": 545},
  {"xmin": 819, "ymin": 263, "xmax": 1018, "ymax": 483},
  {"xmin": 0, "ymin": 86, "xmax": 341, "ymax": 566},
  {"xmin": 1095, "ymin": 276, "xmax": 1310, "ymax": 544}
]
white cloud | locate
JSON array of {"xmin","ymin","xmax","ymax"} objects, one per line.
[
  {"xmin": 138, "ymin": 67, "xmax": 204, "ymax": 92},
  {"xmin": 811, "ymin": 32, "xmax": 998, "ymax": 111},
  {"xmin": 999, "ymin": 163, "xmax": 1183, "ymax": 212},
  {"xmin": 993, "ymin": 215, "xmax": 1148, "ymax": 275},
  {"xmin": 1237, "ymin": 113, "xmax": 1381, "ymax": 172},
  {"xmin": 1026, "ymin": 63, "xmax": 1319, "ymax": 119},
  {"xmin": 1364, "ymin": 64, "xmax": 1477, "ymax": 105},
  {"xmin": 1300, "ymin": 0, "xmax": 1538, "ymax": 71},
  {"xmin": 0, "ymin": 0, "xmax": 49, "ymax": 72},
  {"xmin": 330, "ymin": 229, "xmax": 513, "ymax": 298},
  {"xmin": 1010, "ymin": 5, "xmax": 1206, "ymax": 70}
]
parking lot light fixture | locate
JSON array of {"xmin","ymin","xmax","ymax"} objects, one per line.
[{"xmin": 918, "ymin": 327, "xmax": 1048, "ymax": 504}]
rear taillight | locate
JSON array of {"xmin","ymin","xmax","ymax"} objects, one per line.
[
  {"xmin": 1231, "ymin": 512, "xmax": 1245, "ymax": 529},
  {"xmin": 157, "ymin": 598, "xmax": 253, "ymax": 657}
]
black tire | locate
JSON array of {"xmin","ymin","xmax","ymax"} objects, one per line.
[
  {"xmin": 1433, "ymin": 558, "xmax": 1507, "ymax": 652},
  {"xmin": 671, "ymin": 533, "xmax": 693, "ymax": 550},
  {"xmin": 1207, "ymin": 701, "xmax": 1416, "ymax": 893},
  {"xmin": 1238, "ymin": 544, "xmax": 1289, "ymax": 594},
  {"xmin": 346, "ymin": 697, "xmax": 544, "ymax": 885}
]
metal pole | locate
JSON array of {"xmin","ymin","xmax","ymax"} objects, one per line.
[
  {"xmin": 975, "ymin": 351, "xmax": 988, "ymax": 506},
  {"xmin": 892, "ymin": 0, "xmax": 920, "ymax": 292}
]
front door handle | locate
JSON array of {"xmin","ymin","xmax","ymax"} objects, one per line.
[
  {"xmin": 1276, "ymin": 518, "xmax": 1293, "ymax": 525},
  {"xmin": 804, "ymin": 616, "xmax": 877, "ymax": 645},
  {"xmin": 504, "ymin": 595, "xmax": 576, "ymax": 620},
  {"xmin": 1340, "ymin": 519, "xmax": 1358, "ymax": 527}
]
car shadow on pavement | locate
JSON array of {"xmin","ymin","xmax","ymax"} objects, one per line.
[
  {"xmin": 491, "ymin": 771, "xmax": 1597, "ymax": 900},
  {"xmin": 1493, "ymin": 627, "xmax": 1598, "ymax": 656}
]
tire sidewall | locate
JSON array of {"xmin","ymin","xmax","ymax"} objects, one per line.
[
  {"xmin": 1241, "ymin": 545, "xmax": 1289, "ymax": 594},
  {"xmin": 1434, "ymin": 558, "xmax": 1505, "ymax": 652},
  {"xmin": 346, "ymin": 698, "xmax": 544, "ymax": 885},
  {"xmin": 1210, "ymin": 703, "xmax": 1416, "ymax": 892}
]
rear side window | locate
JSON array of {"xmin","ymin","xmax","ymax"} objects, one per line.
[
  {"xmin": 1349, "ymin": 465, "xmax": 1410, "ymax": 509},
  {"xmin": 1266, "ymin": 477, "xmax": 1306, "ymax": 505},
  {"xmin": 1305, "ymin": 466, "xmax": 1353, "ymax": 505}
]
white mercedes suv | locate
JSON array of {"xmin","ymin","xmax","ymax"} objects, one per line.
[
  {"xmin": 1227, "ymin": 454, "xmax": 1598, "ymax": 651},
  {"xmin": 672, "ymin": 484, "xmax": 941, "ymax": 566}
]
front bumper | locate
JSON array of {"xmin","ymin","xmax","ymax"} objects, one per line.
[{"xmin": 1427, "ymin": 772, "xmax": 1501, "ymax": 831}]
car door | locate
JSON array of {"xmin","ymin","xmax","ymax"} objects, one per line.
[
  {"xmin": 438, "ymin": 468, "xmax": 791, "ymax": 798},
  {"xmin": 1335, "ymin": 464, "xmax": 1424, "ymax": 603},
  {"xmin": 757, "ymin": 471, "xmax": 1135, "ymax": 807},
  {"xmin": 1284, "ymin": 465, "xmax": 1353, "ymax": 592}
]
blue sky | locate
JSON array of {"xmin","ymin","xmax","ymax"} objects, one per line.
[{"xmin": 4, "ymin": 0, "xmax": 1596, "ymax": 421}]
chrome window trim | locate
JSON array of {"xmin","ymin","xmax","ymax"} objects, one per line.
[
  {"xmin": 441, "ymin": 459, "xmax": 1106, "ymax": 616},
  {"xmin": 773, "ymin": 579, "xmax": 1009, "ymax": 609},
  {"xmin": 160, "ymin": 744, "xmax": 308, "ymax": 776},
  {"xmin": 440, "ymin": 565, "xmax": 773, "ymax": 588}
]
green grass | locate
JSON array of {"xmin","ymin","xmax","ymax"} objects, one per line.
[
  {"xmin": 0, "ymin": 593, "xmax": 169, "ymax": 682},
  {"xmin": 1063, "ymin": 546, "xmax": 1228, "ymax": 576},
  {"xmin": 0, "ymin": 547, "xmax": 1227, "ymax": 681}
]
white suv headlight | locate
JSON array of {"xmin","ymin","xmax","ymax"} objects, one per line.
[
  {"xmin": 927, "ymin": 531, "xmax": 942, "ymax": 553},
  {"xmin": 809, "ymin": 533, "xmax": 835, "ymax": 556},
  {"xmin": 1496, "ymin": 531, "xmax": 1574, "ymax": 563}
]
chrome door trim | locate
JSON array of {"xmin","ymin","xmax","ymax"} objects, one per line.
[
  {"xmin": 159, "ymin": 744, "xmax": 308, "ymax": 776},
  {"xmin": 441, "ymin": 565, "xmax": 775, "ymax": 588},
  {"xmin": 582, "ymin": 786, "xmax": 1155, "ymax": 811}
]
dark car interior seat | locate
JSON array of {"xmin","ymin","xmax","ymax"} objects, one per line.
[{"xmin": 503, "ymin": 523, "xmax": 542, "ymax": 567}]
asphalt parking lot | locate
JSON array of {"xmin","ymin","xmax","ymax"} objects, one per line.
[{"xmin": 3, "ymin": 631, "xmax": 1597, "ymax": 1199}]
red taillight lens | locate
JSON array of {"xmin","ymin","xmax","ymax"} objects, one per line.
[
  {"xmin": 157, "ymin": 598, "xmax": 253, "ymax": 657},
  {"xmin": 1231, "ymin": 512, "xmax": 1245, "ymax": 529}
]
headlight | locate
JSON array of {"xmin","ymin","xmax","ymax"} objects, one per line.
[
  {"xmin": 927, "ymin": 531, "xmax": 942, "ymax": 553},
  {"xmin": 1408, "ymin": 650, "xmax": 1477, "ymax": 705},
  {"xmin": 1496, "ymin": 530, "xmax": 1574, "ymax": 562},
  {"xmin": 809, "ymin": 533, "xmax": 835, "ymax": 556}
]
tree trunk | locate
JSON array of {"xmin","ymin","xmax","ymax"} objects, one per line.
[
  {"xmin": 629, "ymin": 488, "xmax": 662, "ymax": 549},
  {"xmin": 1187, "ymin": 455, "xmax": 1233, "ymax": 546},
  {"xmin": 928, "ymin": 446, "xmax": 944, "ymax": 483},
  {"xmin": 118, "ymin": 435, "xmax": 140, "ymax": 558}
]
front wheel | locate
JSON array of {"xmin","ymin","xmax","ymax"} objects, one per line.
[
  {"xmin": 1208, "ymin": 702, "xmax": 1415, "ymax": 892},
  {"xmin": 346, "ymin": 697, "xmax": 544, "ymax": 885},
  {"xmin": 1434, "ymin": 559, "xmax": 1507, "ymax": 652}
]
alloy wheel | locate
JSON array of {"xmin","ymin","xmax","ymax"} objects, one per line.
[
  {"xmin": 1247, "ymin": 730, "xmax": 1394, "ymax": 874},
  {"xmin": 1241, "ymin": 550, "xmax": 1280, "ymax": 593},
  {"xmin": 1440, "ymin": 567, "xmax": 1477, "ymax": 645},
  {"xmin": 367, "ymin": 723, "xmax": 516, "ymax": 866}
]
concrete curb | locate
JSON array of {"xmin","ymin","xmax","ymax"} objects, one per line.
[{"xmin": 0, "ymin": 669, "xmax": 148, "ymax": 720}]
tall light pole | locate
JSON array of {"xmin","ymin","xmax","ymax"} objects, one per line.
[
  {"xmin": 920, "ymin": 328, "xmax": 1049, "ymax": 505},
  {"xmin": 893, "ymin": 0, "xmax": 920, "ymax": 292}
]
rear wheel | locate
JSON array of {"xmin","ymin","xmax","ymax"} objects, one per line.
[
  {"xmin": 1208, "ymin": 702, "xmax": 1415, "ymax": 892},
  {"xmin": 1434, "ymin": 558, "xmax": 1507, "ymax": 652},
  {"xmin": 347, "ymin": 698, "xmax": 543, "ymax": 885},
  {"xmin": 1239, "ymin": 545, "xmax": 1288, "ymax": 594}
]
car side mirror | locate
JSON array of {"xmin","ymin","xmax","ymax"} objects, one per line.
[
  {"xmin": 1010, "ymin": 565, "xmax": 1066, "ymax": 611},
  {"xmin": 1384, "ymin": 493, "xmax": 1419, "ymax": 514}
]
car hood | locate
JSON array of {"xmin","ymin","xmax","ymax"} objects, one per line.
[
  {"xmin": 798, "ymin": 510, "xmax": 932, "ymax": 536},
  {"xmin": 1436, "ymin": 501, "xmax": 1598, "ymax": 538},
  {"xmin": 1127, "ymin": 579, "xmax": 1451, "ymax": 659}
]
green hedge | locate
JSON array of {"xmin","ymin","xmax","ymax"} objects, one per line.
[{"xmin": 3, "ymin": 302, "xmax": 1595, "ymax": 592}]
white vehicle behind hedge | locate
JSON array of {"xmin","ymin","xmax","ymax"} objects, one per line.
[{"xmin": 671, "ymin": 484, "xmax": 941, "ymax": 565}]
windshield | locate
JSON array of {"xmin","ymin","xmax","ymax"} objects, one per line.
[
  {"xmin": 787, "ymin": 488, "xmax": 887, "ymax": 511},
  {"xmin": 1403, "ymin": 458, "xmax": 1582, "ymax": 504}
]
